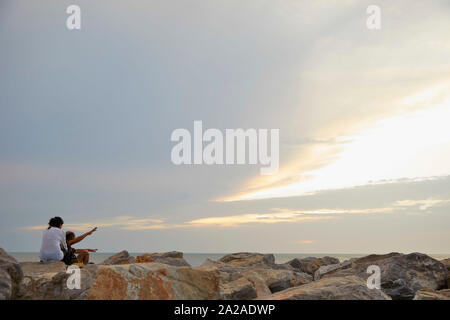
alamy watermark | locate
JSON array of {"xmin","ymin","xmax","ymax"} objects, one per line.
[
  {"xmin": 171, "ymin": 121, "xmax": 279, "ymax": 175},
  {"xmin": 366, "ymin": 265, "xmax": 381, "ymax": 289},
  {"xmin": 366, "ymin": 5, "xmax": 381, "ymax": 30},
  {"xmin": 66, "ymin": 265, "xmax": 81, "ymax": 289},
  {"xmin": 66, "ymin": 5, "xmax": 81, "ymax": 30}
]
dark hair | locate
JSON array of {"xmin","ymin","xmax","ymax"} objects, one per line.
[
  {"xmin": 66, "ymin": 231, "xmax": 75, "ymax": 242},
  {"xmin": 48, "ymin": 216, "xmax": 64, "ymax": 229}
]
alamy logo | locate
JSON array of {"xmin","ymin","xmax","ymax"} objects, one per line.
[
  {"xmin": 366, "ymin": 265, "xmax": 381, "ymax": 289},
  {"xmin": 171, "ymin": 121, "xmax": 279, "ymax": 175},
  {"xmin": 66, "ymin": 5, "xmax": 81, "ymax": 30},
  {"xmin": 366, "ymin": 5, "xmax": 381, "ymax": 30},
  {"xmin": 66, "ymin": 265, "xmax": 81, "ymax": 289}
]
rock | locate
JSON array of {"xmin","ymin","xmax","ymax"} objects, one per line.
[
  {"xmin": 199, "ymin": 264, "xmax": 311, "ymax": 299},
  {"xmin": 260, "ymin": 275, "xmax": 391, "ymax": 300},
  {"xmin": 219, "ymin": 277, "xmax": 257, "ymax": 300},
  {"xmin": 218, "ymin": 253, "xmax": 275, "ymax": 268},
  {"xmin": 441, "ymin": 258, "xmax": 450, "ymax": 266},
  {"xmin": 237, "ymin": 271, "xmax": 273, "ymax": 298},
  {"xmin": 0, "ymin": 248, "xmax": 23, "ymax": 300},
  {"xmin": 201, "ymin": 259, "xmax": 222, "ymax": 267},
  {"xmin": 443, "ymin": 259, "xmax": 450, "ymax": 288},
  {"xmin": 202, "ymin": 252, "xmax": 312, "ymax": 297},
  {"xmin": 285, "ymin": 256, "xmax": 340, "ymax": 275},
  {"xmin": 152, "ymin": 251, "xmax": 184, "ymax": 259},
  {"xmin": 16, "ymin": 261, "xmax": 67, "ymax": 300},
  {"xmin": 413, "ymin": 289, "xmax": 450, "ymax": 300},
  {"xmin": 136, "ymin": 252, "xmax": 183, "ymax": 261},
  {"xmin": 19, "ymin": 263, "xmax": 221, "ymax": 300},
  {"xmin": 314, "ymin": 259, "xmax": 355, "ymax": 280},
  {"xmin": 243, "ymin": 268, "xmax": 311, "ymax": 293},
  {"xmin": 321, "ymin": 252, "xmax": 448, "ymax": 300},
  {"xmin": 135, "ymin": 252, "xmax": 190, "ymax": 267},
  {"xmin": 20, "ymin": 261, "xmax": 67, "ymax": 276},
  {"xmin": 153, "ymin": 257, "xmax": 190, "ymax": 267},
  {"xmin": 101, "ymin": 251, "xmax": 135, "ymax": 265}
]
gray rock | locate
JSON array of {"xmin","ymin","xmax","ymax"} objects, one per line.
[
  {"xmin": 314, "ymin": 259, "xmax": 355, "ymax": 280},
  {"xmin": 321, "ymin": 252, "xmax": 448, "ymax": 300},
  {"xmin": 199, "ymin": 264, "xmax": 311, "ymax": 299},
  {"xmin": 0, "ymin": 248, "xmax": 23, "ymax": 300},
  {"xmin": 16, "ymin": 261, "xmax": 67, "ymax": 300},
  {"xmin": 219, "ymin": 277, "xmax": 257, "ymax": 300},
  {"xmin": 259, "ymin": 275, "xmax": 391, "ymax": 300},
  {"xmin": 151, "ymin": 257, "xmax": 191, "ymax": 267}
]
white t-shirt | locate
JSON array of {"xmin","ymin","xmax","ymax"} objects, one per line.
[{"xmin": 39, "ymin": 227, "xmax": 68, "ymax": 262}]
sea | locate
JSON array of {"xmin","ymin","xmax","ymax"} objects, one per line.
[{"xmin": 8, "ymin": 252, "xmax": 450, "ymax": 266}]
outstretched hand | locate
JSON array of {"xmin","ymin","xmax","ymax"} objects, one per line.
[
  {"xmin": 87, "ymin": 227, "xmax": 97, "ymax": 235},
  {"xmin": 88, "ymin": 249, "xmax": 98, "ymax": 252}
]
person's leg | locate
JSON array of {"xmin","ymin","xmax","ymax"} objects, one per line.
[{"xmin": 77, "ymin": 250, "xmax": 89, "ymax": 265}]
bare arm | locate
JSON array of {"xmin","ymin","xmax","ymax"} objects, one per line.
[
  {"xmin": 75, "ymin": 249, "xmax": 98, "ymax": 253},
  {"xmin": 67, "ymin": 227, "xmax": 97, "ymax": 246}
]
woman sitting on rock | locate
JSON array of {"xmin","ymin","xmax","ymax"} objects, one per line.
[
  {"xmin": 64, "ymin": 228, "xmax": 98, "ymax": 265},
  {"xmin": 39, "ymin": 216, "xmax": 68, "ymax": 262}
]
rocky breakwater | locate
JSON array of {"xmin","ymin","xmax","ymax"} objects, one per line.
[
  {"xmin": 0, "ymin": 248, "xmax": 23, "ymax": 299},
  {"xmin": 311, "ymin": 252, "xmax": 448, "ymax": 300},
  {"xmin": 1, "ymin": 248, "xmax": 448, "ymax": 300}
]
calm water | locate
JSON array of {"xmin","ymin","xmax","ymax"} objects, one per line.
[{"xmin": 8, "ymin": 252, "xmax": 450, "ymax": 266}]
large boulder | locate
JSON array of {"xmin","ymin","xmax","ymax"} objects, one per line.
[
  {"xmin": 260, "ymin": 275, "xmax": 391, "ymax": 300},
  {"xmin": 0, "ymin": 248, "xmax": 23, "ymax": 300},
  {"xmin": 218, "ymin": 253, "xmax": 275, "ymax": 268},
  {"xmin": 19, "ymin": 263, "xmax": 220, "ymax": 300},
  {"xmin": 16, "ymin": 261, "xmax": 67, "ymax": 300},
  {"xmin": 285, "ymin": 256, "xmax": 340, "ymax": 275},
  {"xmin": 100, "ymin": 251, "xmax": 135, "ymax": 265},
  {"xmin": 413, "ymin": 289, "xmax": 450, "ymax": 300},
  {"xmin": 321, "ymin": 252, "xmax": 448, "ymax": 300}
]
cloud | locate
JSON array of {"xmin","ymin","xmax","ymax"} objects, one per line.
[
  {"xmin": 395, "ymin": 199, "xmax": 450, "ymax": 211},
  {"xmin": 24, "ymin": 197, "xmax": 447, "ymax": 231},
  {"xmin": 21, "ymin": 216, "xmax": 165, "ymax": 232},
  {"xmin": 298, "ymin": 240, "xmax": 314, "ymax": 244},
  {"xmin": 222, "ymin": 84, "xmax": 450, "ymax": 202},
  {"xmin": 184, "ymin": 206, "xmax": 398, "ymax": 228}
]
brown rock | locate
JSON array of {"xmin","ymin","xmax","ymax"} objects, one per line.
[
  {"xmin": 259, "ymin": 275, "xmax": 391, "ymax": 300},
  {"xmin": 136, "ymin": 251, "xmax": 183, "ymax": 261},
  {"xmin": 19, "ymin": 263, "xmax": 220, "ymax": 300},
  {"xmin": 413, "ymin": 289, "xmax": 450, "ymax": 300},
  {"xmin": 0, "ymin": 248, "xmax": 23, "ymax": 300},
  {"xmin": 285, "ymin": 256, "xmax": 340, "ymax": 275},
  {"xmin": 135, "ymin": 252, "xmax": 190, "ymax": 267},
  {"xmin": 218, "ymin": 253, "xmax": 275, "ymax": 268},
  {"xmin": 100, "ymin": 251, "xmax": 135, "ymax": 265}
]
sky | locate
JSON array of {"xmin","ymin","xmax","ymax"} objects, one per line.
[{"xmin": 1, "ymin": 0, "xmax": 450, "ymax": 254}]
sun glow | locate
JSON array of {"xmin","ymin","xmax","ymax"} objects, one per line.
[{"xmin": 224, "ymin": 85, "xmax": 450, "ymax": 201}]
